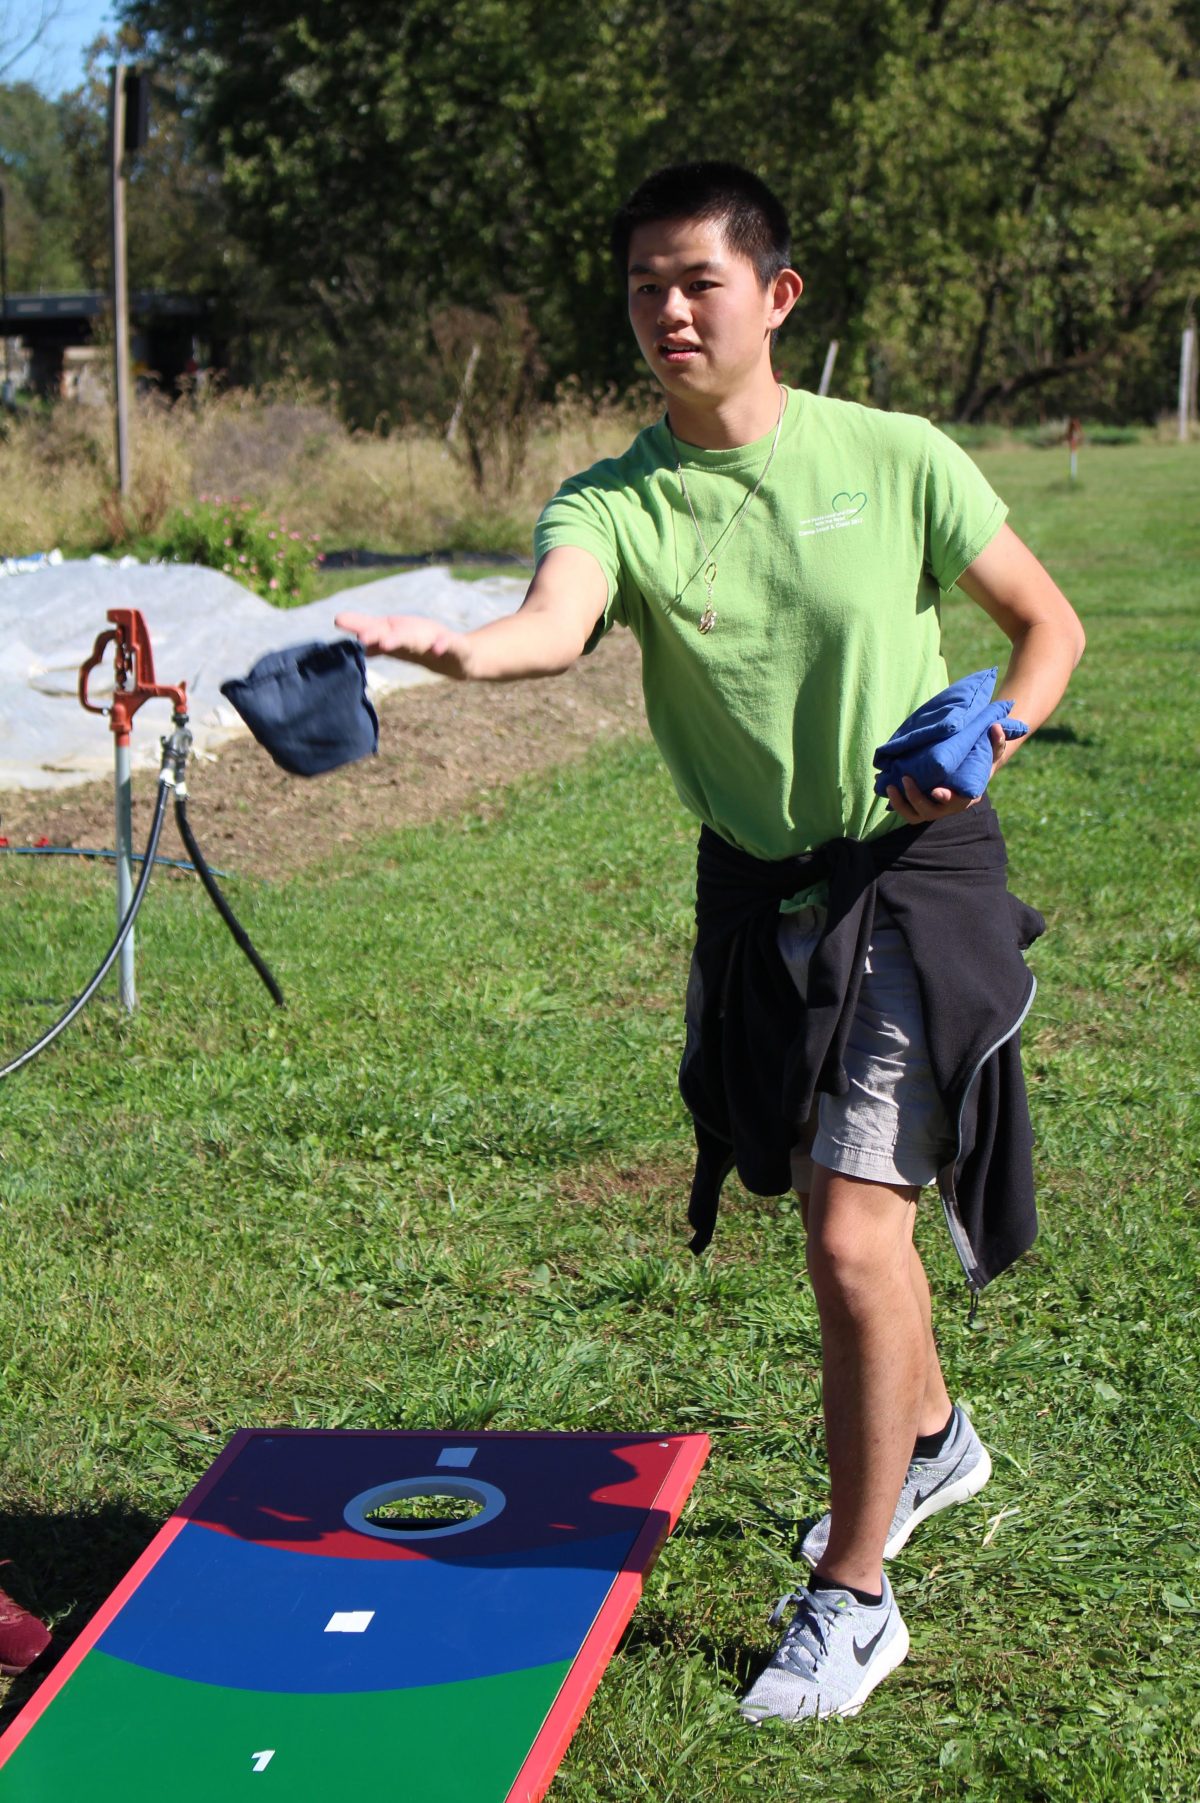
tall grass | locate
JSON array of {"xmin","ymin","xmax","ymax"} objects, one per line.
[
  {"xmin": 3, "ymin": 385, "xmax": 1188, "ymax": 566},
  {"xmin": 0, "ymin": 385, "xmax": 653, "ymax": 561}
]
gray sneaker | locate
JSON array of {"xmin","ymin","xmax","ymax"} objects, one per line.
[
  {"xmin": 740, "ymin": 1575, "xmax": 909, "ymax": 1722},
  {"xmin": 800, "ymin": 1404, "xmax": 992, "ymax": 1568}
]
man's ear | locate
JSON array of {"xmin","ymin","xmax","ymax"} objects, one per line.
[{"xmin": 769, "ymin": 267, "xmax": 804, "ymax": 331}]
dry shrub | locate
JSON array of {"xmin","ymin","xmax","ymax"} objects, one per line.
[
  {"xmin": 431, "ymin": 297, "xmax": 544, "ymax": 496},
  {"xmin": 187, "ymin": 388, "xmax": 339, "ymax": 500},
  {"xmin": 0, "ymin": 381, "xmax": 656, "ymax": 558}
]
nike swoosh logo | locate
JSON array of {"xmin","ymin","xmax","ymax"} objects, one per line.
[
  {"xmin": 912, "ymin": 1456, "xmax": 968, "ymax": 1509},
  {"xmin": 853, "ymin": 1622, "xmax": 888, "ymax": 1665}
]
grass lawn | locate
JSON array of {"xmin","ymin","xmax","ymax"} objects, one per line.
[{"xmin": 0, "ymin": 443, "xmax": 1197, "ymax": 1798}]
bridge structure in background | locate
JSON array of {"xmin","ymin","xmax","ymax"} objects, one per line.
[{"xmin": 0, "ymin": 290, "xmax": 214, "ymax": 397}]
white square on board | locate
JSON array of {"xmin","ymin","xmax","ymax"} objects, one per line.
[
  {"xmin": 325, "ymin": 1610, "xmax": 375, "ymax": 1633},
  {"xmin": 436, "ymin": 1447, "xmax": 477, "ymax": 1468}
]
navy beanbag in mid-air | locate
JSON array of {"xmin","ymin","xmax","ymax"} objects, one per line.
[
  {"xmin": 874, "ymin": 666, "xmax": 1028, "ymax": 801},
  {"xmin": 220, "ymin": 639, "xmax": 379, "ymax": 777}
]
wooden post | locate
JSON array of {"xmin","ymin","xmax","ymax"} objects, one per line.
[
  {"xmin": 109, "ymin": 62, "xmax": 131, "ymax": 498},
  {"xmin": 0, "ymin": 183, "xmax": 11, "ymax": 404}
]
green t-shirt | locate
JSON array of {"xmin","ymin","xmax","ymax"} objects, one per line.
[{"xmin": 533, "ymin": 387, "xmax": 1006, "ymax": 861}]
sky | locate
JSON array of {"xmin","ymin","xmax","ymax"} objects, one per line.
[{"xmin": 2, "ymin": 0, "xmax": 117, "ymax": 96}]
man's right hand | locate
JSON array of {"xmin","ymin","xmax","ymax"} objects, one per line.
[
  {"xmin": 335, "ymin": 546, "xmax": 610, "ymax": 684},
  {"xmin": 333, "ymin": 610, "xmax": 476, "ymax": 679}
]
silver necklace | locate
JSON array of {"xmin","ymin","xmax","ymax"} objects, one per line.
[{"xmin": 669, "ymin": 387, "xmax": 787, "ymax": 633}]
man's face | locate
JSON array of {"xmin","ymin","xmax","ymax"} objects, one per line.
[{"xmin": 626, "ymin": 216, "xmax": 782, "ymax": 403}]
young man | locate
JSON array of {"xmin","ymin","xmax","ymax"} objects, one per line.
[{"xmin": 337, "ymin": 162, "xmax": 1084, "ymax": 1721}]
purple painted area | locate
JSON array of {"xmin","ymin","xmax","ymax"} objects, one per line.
[{"xmin": 188, "ymin": 1432, "xmax": 680, "ymax": 1563}]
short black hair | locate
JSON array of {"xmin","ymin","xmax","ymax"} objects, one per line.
[{"xmin": 610, "ymin": 161, "xmax": 791, "ymax": 287}]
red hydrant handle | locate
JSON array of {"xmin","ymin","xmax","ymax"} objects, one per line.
[
  {"xmin": 77, "ymin": 609, "xmax": 188, "ymax": 744},
  {"xmin": 78, "ymin": 626, "xmax": 118, "ymax": 717}
]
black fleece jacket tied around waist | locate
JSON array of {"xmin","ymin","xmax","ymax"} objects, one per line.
[{"xmin": 679, "ymin": 801, "xmax": 1045, "ymax": 1290}]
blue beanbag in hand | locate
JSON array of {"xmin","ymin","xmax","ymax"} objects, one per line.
[
  {"xmin": 220, "ymin": 639, "xmax": 379, "ymax": 777},
  {"xmin": 873, "ymin": 666, "xmax": 1028, "ymax": 801}
]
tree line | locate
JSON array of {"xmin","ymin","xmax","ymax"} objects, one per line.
[{"xmin": 4, "ymin": 0, "xmax": 1197, "ymax": 426}]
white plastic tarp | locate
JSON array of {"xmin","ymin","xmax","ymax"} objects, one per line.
[{"xmin": 0, "ymin": 562, "xmax": 525, "ymax": 789}]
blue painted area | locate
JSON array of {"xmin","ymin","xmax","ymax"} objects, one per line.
[{"xmin": 97, "ymin": 1522, "xmax": 638, "ymax": 1693}]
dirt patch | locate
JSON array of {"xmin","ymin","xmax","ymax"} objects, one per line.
[{"xmin": 0, "ymin": 632, "xmax": 648, "ymax": 880}]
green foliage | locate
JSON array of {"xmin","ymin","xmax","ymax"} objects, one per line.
[
  {"xmin": 0, "ymin": 446, "xmax": 1197, "ymax": 1794},
  {"xmin": 111, "ymin": 0, "xmax": 1200, "ymax": 426},
  {"xmin": 147, "ymin": 495, "xmax": 320, "ymax": 602},
  {"xmin": 0, "ymin": 46, "xmax": 245, "ymax": 344},
  {"xmin": 810, "ymin": 0, "xmax": 1200, "ymax": 422},
  {"xmin": 5, "ymin": 3, "xmax": 1200, "ymax": 425},
  {"xmin": 0, "ymin": 82, "xmax": 88, "ymax": 289},
  {"xmin": 1080, "ymin": 424, "xmax": 1145, "ymax": 446}
]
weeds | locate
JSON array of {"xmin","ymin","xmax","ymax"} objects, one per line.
[
  {"xmin": 0, "ymin": 383, "xmax": 651, "ymax": 565},
  {"xmin": 144, "ymin": 497, "xmax": 321, "ymax": 603}
]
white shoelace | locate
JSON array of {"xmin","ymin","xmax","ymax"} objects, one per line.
[{"xmin": 768, "ymin": 1589, "xmax": 841, "ymax": 1675}]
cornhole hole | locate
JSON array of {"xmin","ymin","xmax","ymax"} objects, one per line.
[{"xmin": 0, "ymin": 1428, "xmax": 708, "ymax": 1801}]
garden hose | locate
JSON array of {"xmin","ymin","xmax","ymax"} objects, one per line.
[
  {"xmin": 0, "ymin": 845, "xmax": 229, "ymax": 877},
  {"xmin": 173, "ymin": 781, "xmax": 284, "ymax": 1008},
  {"xmin": 0, "ymin": 718, "xmax": 283, "ymax": 1083}
]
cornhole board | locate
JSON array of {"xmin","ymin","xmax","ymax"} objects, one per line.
[{"xmin": 0, "ymin": 1428, "xmax": 708, "ymax": 1801}]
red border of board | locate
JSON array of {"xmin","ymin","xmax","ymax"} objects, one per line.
[
  {"xmin": 0, "ymin": 1428, "xmax": 710, "ymax": 1792},
  {"xmin": 504, "ymin": 1431, "xmax": 710, "ymax": 1803}
]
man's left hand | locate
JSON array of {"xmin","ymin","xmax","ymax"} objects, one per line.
[{"xmin": 885, "ymin": 723, "xmax": 1008, "ymax": 823}]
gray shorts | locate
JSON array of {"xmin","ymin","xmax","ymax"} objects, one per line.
[{"xmin": 778, "ymin": 906, "xmax": 954, "ymax": 1194}]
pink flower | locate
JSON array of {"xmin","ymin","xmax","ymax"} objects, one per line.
[
  {"xmin": 289, "ymin": 531, "xmax": 301, "ymax": 540},
  {"xmin": 269, "ymin": 578, "xmax": 278, "ymax": 590},
  {"xmin": 223, "ymin": 537, "xmax": 232, "ymax": 547}
]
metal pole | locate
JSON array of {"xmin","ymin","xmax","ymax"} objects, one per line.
[
  {"xmin": 114, "ymin": 733, "xmax": 136, "ymax": 1010},
  {"xmin": 1180, "ymin": 326, "xmax": 1196, "ymax": 445},
  {"xmin": 818, "ymin": 339, "xmax": 839, "ymax": 397},
  {"xmin": 110, "ymin": 62, "xmax": 131, "ymax": 498}
]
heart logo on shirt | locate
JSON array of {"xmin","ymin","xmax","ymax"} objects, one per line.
[{"xmin": 831, "ymin": 491, "xmax": 868, "ymax": 516}]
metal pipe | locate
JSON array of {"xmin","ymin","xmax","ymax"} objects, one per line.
[
  {"xmin": 114, "ymin": 734, "xmax": 136, "ymax": 1009},
  {"xmin": 0, "ymin": 769, "xmax": 171, "ymax": 1082},
  {"xmin": 0, "ymin": 845, "xmax": 229, "ymax": 875}
]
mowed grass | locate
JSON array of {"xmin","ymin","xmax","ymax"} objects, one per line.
[{"xmin": 0, "ymin": 444, "xmax": 1197, "ymax": 1799}]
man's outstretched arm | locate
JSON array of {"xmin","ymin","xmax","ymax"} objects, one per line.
[
  {"xmin": 334, "ymin": 546, "xmax": 610, "ymax": 682},
  {"xmin": 887, "ymin": 523, "xmax": 1086, "ymax": 823}
]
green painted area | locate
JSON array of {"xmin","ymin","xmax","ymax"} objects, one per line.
[{"xmin": 0, "ymin": 1650, "xmax": 570, "ymax": 1801}]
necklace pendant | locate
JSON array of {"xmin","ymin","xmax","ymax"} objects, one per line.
[{"xmin": 698, "ymin": 605, "xmax": 717, "ymax": 634}]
